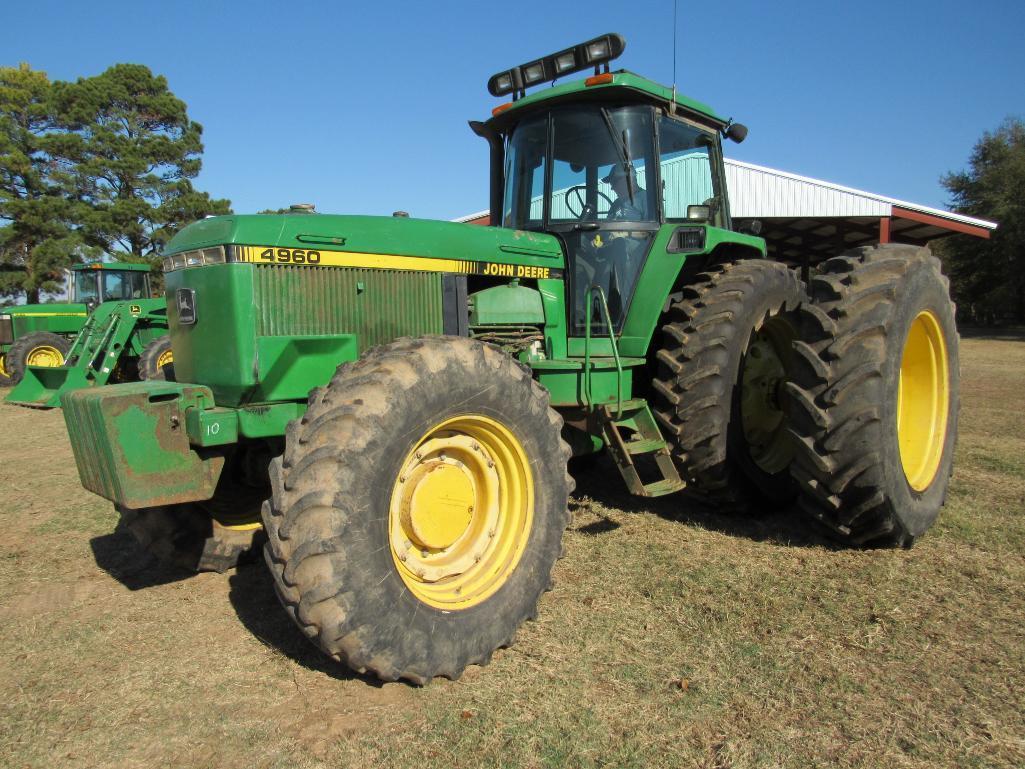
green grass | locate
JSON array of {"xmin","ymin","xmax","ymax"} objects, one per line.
[{"xmin": 1, "ymin": 334, "xmax": 1024, "ymax": 768}]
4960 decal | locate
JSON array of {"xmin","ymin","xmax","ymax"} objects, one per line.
[
  {"xmin": 259, "ymin": 248, "xmax": 321, "ymax": 265},
  {"xmin": 234, "ymin": 244, "xmax": 564, "ymax": 280}
]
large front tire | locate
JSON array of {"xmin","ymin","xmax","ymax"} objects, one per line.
[
  {"xmin": 786, "ymin": 245, "xmax": 959, "ymax": 546},
  {"xmin": 262, "ymin": 336, "xmax": 573, "ymax": 683},
  {"xmin": 7, "ymin": 331, "xmax": 71, "ymax": 384}
]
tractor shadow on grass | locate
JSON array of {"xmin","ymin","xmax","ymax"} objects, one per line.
[
  {"xmin": 89, "ymin": 525, "xmax": 194, "ymax": 590},
  {"xmin": 226, "ymin": 562, "xmax": 391, "ymax": 686},
  {"xmin": 568, "ymin": 453, "xmax": 835, "ymax": 549}
]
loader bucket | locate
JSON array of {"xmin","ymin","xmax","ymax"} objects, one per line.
[{"xmin": 4, "ymin": 365, "xmax": 94, "ymax": 409}]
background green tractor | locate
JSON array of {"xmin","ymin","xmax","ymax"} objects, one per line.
[
  {"xmin": 61, "ymin": 34, "xmax": 959, "ymax": 683},
  {"xmin": 0, "ymin": 262, "xmax": 170, "ymax": 386}
]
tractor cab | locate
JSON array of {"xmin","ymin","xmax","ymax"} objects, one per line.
[
  {"xmin": 478, "ymin": 34, "xmax": 741, "ymax": 336},
  {"xmin": 70, "ymin": 262, "xmax": 152, "ymax": 308}
]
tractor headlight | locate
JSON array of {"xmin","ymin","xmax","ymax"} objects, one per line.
[{"xmin": 161, "ymin": 246, "xmax": 227, "ymax": 272}]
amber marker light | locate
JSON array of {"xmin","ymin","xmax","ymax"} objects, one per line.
[
  {"xmin": 491, "ymin": 102, "xmax": 513, "ymax": 116},
  {"xmin": 584, "ymin": 73, "xmax": 614, "ymax": 86}
]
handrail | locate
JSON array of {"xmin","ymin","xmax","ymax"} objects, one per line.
[{"xmin": 583, "ymin": 284, "xmax": 624, "ymax": 419}]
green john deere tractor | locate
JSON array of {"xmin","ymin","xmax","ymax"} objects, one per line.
[
  {"xmin": 1, "ymin": 261, "xmax": 173, "ymax": 391},
  {"xmin": 61, "ymin": 34, "xmax": 959, "ymax": 683}
]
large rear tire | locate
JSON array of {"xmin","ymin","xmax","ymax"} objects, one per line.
[
  {"xmin": 138, "ymin": 334, "xmax": 174, "ymax": 381},
  {"xmin": 786, "ymin": 245, "xmax": 959, "ymax": 546},
  {"xmin": 652, "ymin": 260, "xmax": 805, "ymax": 510},
  {"xmin": 262, "ymin": 336, "xmax": 573, "ymax": 683},
  {"xmin": 7, "ymin": 331, "xmax": 71, "ymax": 384}
]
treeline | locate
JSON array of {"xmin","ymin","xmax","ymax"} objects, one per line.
[
  {"xmin": 0, "ymin": 63, "xmax": 229, "ymax": 303},
  {"xmin": 936, "ymin": 117, "xmax": 1024, "ymax": 326}
]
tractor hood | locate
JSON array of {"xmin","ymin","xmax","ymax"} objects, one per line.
[
  {"xmin": 3, "ymin": 302, "xmax": 88, "ymax": 317},
  {"xmin": 163, "ymin": 214, "xmax": 564, "ymax": 272}
]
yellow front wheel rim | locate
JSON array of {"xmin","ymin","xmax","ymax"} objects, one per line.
[
  {"xmin": 389, "ymin": 415, "xmax": 533, "ymax": 610},
  {"xmin": 897, "ymin": 310, "xmax": 949, "ymax": 491},
  {"xmin": 25, "ymin": 345, "xmax": 65, "ymax": 368},
  {"xmin": 156, "ymin": 348, "xmax": 173, "ymax": 368},
  {"xmin": 0, "ymin": 352, "xmax": 8, "ymax": 379}
]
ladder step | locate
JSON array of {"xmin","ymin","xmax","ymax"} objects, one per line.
[
  {"xmin": 642, "ymin": 478, "xmax": 687, "ymax": 497},
  {"xmin": 624, "ymin": 438, "xmax": 667, "ymax": 455}
]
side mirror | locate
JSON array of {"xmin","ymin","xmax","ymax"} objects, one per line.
[
  {"xmin": 738, "ymin": 219, "xmax": 763, "ymax": 235},
  {"xmin": 687, "ymin": 204, "xmax": 711, "ymax": 221},
  {"xmin": 725, "ymin": 123, "xmax": 748, "ymax": 143}
]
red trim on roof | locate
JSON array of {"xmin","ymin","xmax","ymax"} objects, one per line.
[{"xmin": 891, "ymin": 206, "xmax": 991, "ymax": 239}]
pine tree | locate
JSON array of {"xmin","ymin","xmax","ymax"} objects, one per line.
[
  {"xmin": 0, "ymin": 64, "xmax": 90, "ymax": 304},
  {"xmin": 939, "ymin": 117, "xmax": 1025, "ymax": 324},
  {"xmin": 50, "ymin": 63, "xmax": 231, "ymax": 267}
]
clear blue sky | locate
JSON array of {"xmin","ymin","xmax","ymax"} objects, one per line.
[{"xmin": 4, "ymin": 0, "xmax": 1023, "ymax": 220}]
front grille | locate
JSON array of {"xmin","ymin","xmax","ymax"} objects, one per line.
[
  {"xmin": 253, "ymin": 264, "xmax": 445, "ymax": 351},
  {"xmin": 0, "ymin": 316, "xmax": 13, "ymax": 345}
]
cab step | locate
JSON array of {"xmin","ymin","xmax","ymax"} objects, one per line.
[{"xmin": 598, "ymin": 399, "xmax": 685, "ymax": 498}]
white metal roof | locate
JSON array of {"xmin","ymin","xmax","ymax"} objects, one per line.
[{"xmin": 724, "ymin": 158, "xmax": 996, "ymax": 230}]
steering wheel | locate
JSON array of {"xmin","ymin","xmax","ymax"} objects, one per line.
[{"xmin": 565, "ymin": 185, "xmax": 614, "ymax": 219}]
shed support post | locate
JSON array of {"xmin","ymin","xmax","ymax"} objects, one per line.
[{"xmin": 879, "ymin": 217, "xmax": 891, "ymax": 244}]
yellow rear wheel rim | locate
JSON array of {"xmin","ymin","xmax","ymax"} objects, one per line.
[
  {"xmin": 156, "ymin": 348, "xmax": 173, "ymax": 368},
  {"xmin": 740, "ymin": 319, "xmax": 795, "ymax": 474},
  {"xmin": 897, "ymin": 310, "xmax": 949, "ymax": 491},
  {"xmin": 389, "ymin": 415, "xmax": 533, "ymax": 610},
  {"xmin": 26, "ymin": 345, "xmax": 64, "ymax": 368}
]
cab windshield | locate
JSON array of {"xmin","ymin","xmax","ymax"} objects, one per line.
[
  {"xmin": 503, "ymin": 105, "xmax": 659, "ymax": 229},
  {"xmin": 72, "ymin": 269, "xmax": 148, "ymax": 303},
  {"xmin": 73, "ymin": 271, "xmax": 100, "ymax": 304}
]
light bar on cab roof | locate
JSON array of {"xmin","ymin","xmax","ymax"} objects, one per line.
[{"xmin": 487, "ymin": 33, "xmax": 626, "ymax": 100}]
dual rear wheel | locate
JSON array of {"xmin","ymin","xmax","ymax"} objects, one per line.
[{"xmin": 653, "ymin": 247, "xmax": 957, "ymax": 546}]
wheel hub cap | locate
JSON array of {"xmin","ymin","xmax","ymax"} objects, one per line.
[
  {"xmin": 389, "ymin": 416, "xmax": 533, "ymax": 610},
  {"xmin": 401, "ymin": 460, "xmax": 475, "ymax": 550}
]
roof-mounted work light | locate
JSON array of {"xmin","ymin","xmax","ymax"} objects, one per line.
[{"xmin": 487, "ymin": 33, "xmax": 626, "ymax": 100}]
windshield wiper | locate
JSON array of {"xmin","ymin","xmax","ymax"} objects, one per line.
[{"xmin": 600, "ymin": 108, "xmax": 636, "ymax": 203}]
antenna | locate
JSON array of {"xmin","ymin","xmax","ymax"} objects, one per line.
[{"xmin": 670, "ymin": 0, "xmax": 679, "ymax": 114}]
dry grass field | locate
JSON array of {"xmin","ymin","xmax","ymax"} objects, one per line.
[{"xmin": 1, "ymin": 332, "xmax": 1023, "ymax": 769}]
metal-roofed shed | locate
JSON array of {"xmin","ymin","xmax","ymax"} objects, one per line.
[
  {"xmin": 456, "ymin": 159, "xmax": 997, "ymax": 260},
  {"xmin": 725, "ymin": 159, "xmax": 996, "ymax": 263}
]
